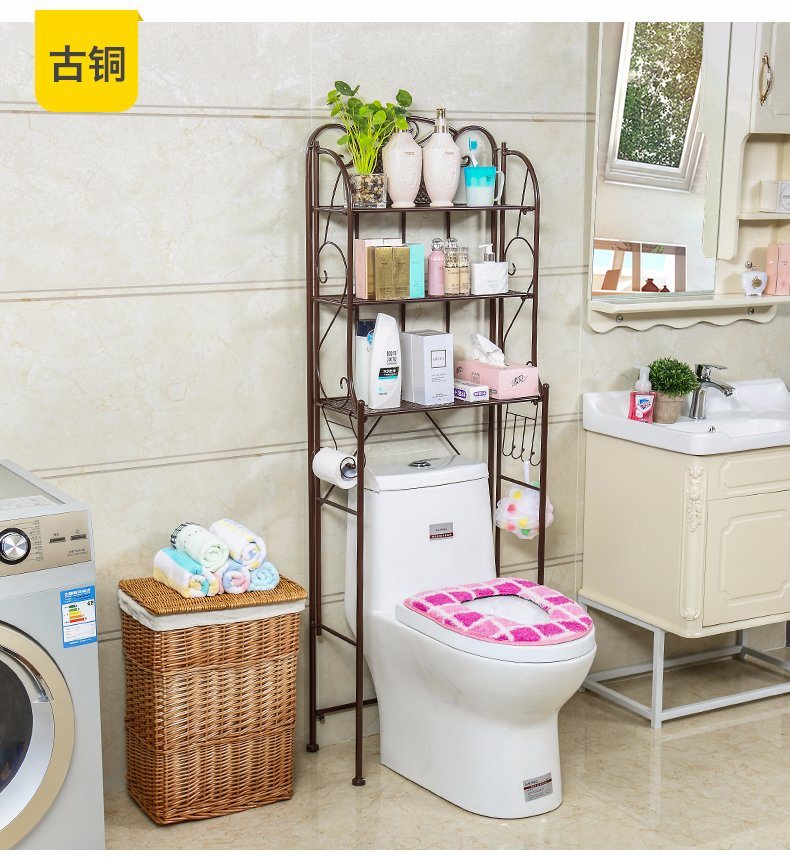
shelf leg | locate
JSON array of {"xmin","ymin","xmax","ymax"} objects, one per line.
[
  {"xmin": 352, "ymin": 398, "xmax": 366, "ymax": 787},
  {"xmin": 537, "ymin": 384, "xmax": 549, "ymax": 585}
]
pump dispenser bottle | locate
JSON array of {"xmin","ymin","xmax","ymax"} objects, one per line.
[
  {"xmin": 423, "ymin": 108, "xmax": 461, "ymax": 207},
  {"xmin": 628, "ymin": 365, "xmax": 655, "ymax": 423}
]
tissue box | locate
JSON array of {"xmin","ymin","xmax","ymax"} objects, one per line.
[
  {"xmin": 401, "ymin": 330, "xmax": 454, "ymax": 406},
  {"xmin": 454, "ymin": 358, "xmax": 539, "ymax": 400}
]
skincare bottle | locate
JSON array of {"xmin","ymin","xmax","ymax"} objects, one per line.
[
  {"xmin": 444, "ymin": 237, "xmax": 460, "ymax": 295},
  {"xmin": 423, "ymin": 108, "xmax": 461, "ymax": 207},
  {"xmin": 628, "ymin": 365, "xmax": 655, "ymax": 423},
  {"xmin": 470, "ymin": 243, "xmax": 509, "ymax": 295},
  {"xmin": 368, "ymin": 313, "xmax": 402, "ymax": 410},
  {"xmin": 427, "ymin": 238, "xmax": 446, "ymax": 296},
  {"xmin": 458, "ymin": 246, "xmax": 470, "ymax": 295}
]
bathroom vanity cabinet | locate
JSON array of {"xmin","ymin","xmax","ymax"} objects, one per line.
[
  {"xmin": 749, "ymin": 23, "xmax": 790, "ymax": 134},
  {"xmin": 581, "ymin": 433, "xmax": 790, "ymax": 637}
]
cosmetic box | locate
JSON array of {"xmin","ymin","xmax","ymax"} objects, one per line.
[
  {"xmin": 759, "ymin": 180, "xmax": 790, "ymax": 213},
  {"xmin": 454, "ymin": 379, "xmax": 489, "ymax": 402},
  {"xmin": 400, "ymin": 330, "xmax": 454, "ymax": 406},
  {"xmin": 119, "ymin": 576, "xmax": 306, "ymax": 824},
  {"xmin": 454, "ymin": 358, "xmax": 539, "ymax": 400}
]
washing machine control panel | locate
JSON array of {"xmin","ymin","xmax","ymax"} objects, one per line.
[{"xmin": 0, "ymin": 511, "xmax": 91, "ymax": 576}]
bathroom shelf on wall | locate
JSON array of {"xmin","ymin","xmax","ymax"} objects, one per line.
[{"xmin": 305, "ymin": 116, "xmax": 547, "ymax": 787}]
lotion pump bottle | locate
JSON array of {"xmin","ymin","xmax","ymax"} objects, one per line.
[
  {"xmin": 628, "ymin": 365, "xmax": 655, "ymax": 423},
  {"xmin": 423, "ymin": 108, "xmax": 461, "ymax": 207},
  {"xmin": 367, "ymin": 313, "xmax": 402, "ymax": 410}
]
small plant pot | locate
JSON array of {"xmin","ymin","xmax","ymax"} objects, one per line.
[
  {"xmin": 653, "ymin": 392, "xmax": 685, "ymax": 424},
  {"xmin": 348, "ymin": 173, "xmax": 387, "ymax": 209}
]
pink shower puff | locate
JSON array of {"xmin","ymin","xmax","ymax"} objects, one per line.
[{"xmin": 495, "ymin": 484, "xmax": 554, "ymax": 540}]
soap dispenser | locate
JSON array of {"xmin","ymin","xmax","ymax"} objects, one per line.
[
  {"xmin": 423, "ymin": 108, "xmax": 461, "ymax": 207},
  {"xmin": 628, "ymin": 365, "xmax": 655, "ymax": 423},
  {"xmin": 470, "ymin": 243, "xmax": 509, "ymax": 295}
]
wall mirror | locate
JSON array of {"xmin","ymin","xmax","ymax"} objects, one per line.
[{"xmin": 588, "ymin": 23, "xmax": 731, "ymax": 328}]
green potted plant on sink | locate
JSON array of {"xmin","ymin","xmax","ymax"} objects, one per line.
[
  {"xmin": 649, "ymin": 357, "xmax": 699, "ymax": 424},
  {"xmin": 327, "ymin": 81, "xmax": 412, "ymax": 208}
]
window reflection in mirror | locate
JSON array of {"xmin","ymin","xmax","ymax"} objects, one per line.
[
  {"xmin": 592, "ymin": 239, "xmax": 687, "ymax": 295},
  {"xmin": 591, "ymin": 22, "xmax": 721, "ymax": 302}
]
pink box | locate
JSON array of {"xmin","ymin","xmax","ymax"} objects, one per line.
[{"xmin": 454, "ymin": 358, "xmax": 540, "ymax": 400}]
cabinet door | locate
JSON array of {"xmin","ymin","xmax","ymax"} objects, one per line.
[
  {"xmin": 703, "ymin": 491, "xmax": 790, "ymax": 625},
  {"xmin": 751, "ymin": 23, "xmax": 790, "ymax": 133}
]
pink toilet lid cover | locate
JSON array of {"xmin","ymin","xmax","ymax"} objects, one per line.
[{"xmin": 403, "ymin": 578, "xmax": 593, "ymax": 646}]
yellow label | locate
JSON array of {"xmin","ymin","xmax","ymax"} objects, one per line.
[{"xmin": 35, "ymin": 10, "xmax": 141, "ymax": 112}]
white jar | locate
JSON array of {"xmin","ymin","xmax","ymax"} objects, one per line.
[
  {"xmin": 382, "ymin": 131, "xmax": 422, "ymax": 208},
  {"xmin": 422, "ymin": 108, "xmax": 461, "ymax": 207}
]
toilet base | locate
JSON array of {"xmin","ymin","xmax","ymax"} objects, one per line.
[
  {"xmin": 368, "ymin": 613, "xmax": 595, "ymax": 819},
  {"xmin": 380, "ymin": 717, "xmax": 564, "ymax": 818}
]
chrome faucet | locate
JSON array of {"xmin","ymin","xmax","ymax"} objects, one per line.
[{"xmin": 689, "ymin": 363, "xmax": 734, "ymax": 420}]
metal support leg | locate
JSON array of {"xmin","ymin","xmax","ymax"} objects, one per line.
[
  {"xmin": 651, "ymin": 628, "xmax": 665, "ymax": 729},
  {"xmin": 579, "ymin": 596, "xmax": 790, "ymax": 727}
]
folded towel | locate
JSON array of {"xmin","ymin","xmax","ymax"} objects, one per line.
[
  {"xmin": 209, "ymin": 519, "xmax": 267, "ymax": 570},
  {"xmin": 214, "ymin": 559, "xmax": 251, "ymax": 595},
  {"xmin": 171, "ymin": 522, "xmax": 229, "ymax": 572},
  {"xmin": 153, "ymin": 548, "xmax": 210, "ymax": 598},
  {"xmin": 249, "ymin": 560, "xmax": 280, "ymax": 592}
]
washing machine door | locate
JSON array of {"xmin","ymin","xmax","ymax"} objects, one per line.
[{"xmin": 0, "ymin": 624, "xmax": 75, "ymax": 849}]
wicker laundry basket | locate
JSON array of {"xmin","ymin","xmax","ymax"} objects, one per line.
[{"xmin": 119, "ymin": 576, "xmax": 307, "ymax": 824}]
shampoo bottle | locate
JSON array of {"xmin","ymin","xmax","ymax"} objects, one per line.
[
  {"xmin": 427, "ymin": 238, "xmax": 446, "ymax": 296},
  {"xmin": 423, "ymin": 107, "xmax": 461, "ymax": 207},
  {"xmin": 368, "ymin": 313, "xmax": 402, "ymax": 410},
  {"xmin": 628, "ymin": 365, "xmax": 655, "ymax": 423}
]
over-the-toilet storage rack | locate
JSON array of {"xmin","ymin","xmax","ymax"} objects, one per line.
[{"xmin": 305, "ymin": 117, "xmax": 547, "ymax": 786}]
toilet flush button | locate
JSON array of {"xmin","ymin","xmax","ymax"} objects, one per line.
[{"xmin": 409, "ymin": 460, "xmax": 432, "ymax": 468}]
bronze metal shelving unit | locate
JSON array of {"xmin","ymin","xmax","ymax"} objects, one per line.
[{"xmin": 305, "ymin": 117, "xmax": 548, "ymax": 786}]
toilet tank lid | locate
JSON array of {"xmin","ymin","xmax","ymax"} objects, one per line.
[{"xmin": 364, "ymin": 456, "xmax": 488, "ymax": 492}]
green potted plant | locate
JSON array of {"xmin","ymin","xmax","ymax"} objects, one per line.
[
  {"xmin": 648, "ymin": 357, "xmax": 698, "ymax": 424},
  {"xmin": 327, "ymin": 81, "xmax": 412, "ymax": 208}
]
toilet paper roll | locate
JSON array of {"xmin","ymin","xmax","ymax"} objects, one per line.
[{"xmin": 311, "ymin": 448, "xmax": 357, "ymax": 489}]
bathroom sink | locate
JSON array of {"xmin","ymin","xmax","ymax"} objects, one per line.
[{"xmin": 583, "ymin": 378, "xmax": 790, "ymax": 455}]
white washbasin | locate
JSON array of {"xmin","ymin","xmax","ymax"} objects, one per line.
[{"xmin": 583, "ymin": 378, "xmax": 790, "ymax": 455}]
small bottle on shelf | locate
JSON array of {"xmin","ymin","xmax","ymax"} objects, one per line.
[
  {"xmin": 444, "ymin": 237, "xmax": 460, "ymax": 295},
  {"xmin": 458, "ymin": 246, "xmax": 470, "ymax": 295},
  {"xmin": 427, "ymin": 238, "xmax": 446, "ymax": 296}
]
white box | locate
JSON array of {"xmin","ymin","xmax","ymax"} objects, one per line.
[
  {"xmin": 400, "ymin": 330, "xmax": 454, "ymax": 406},
  {"xmin": 759, "ymin": 180, "xmax": 790, "ymax": 213},
  {"xmin": 454, "ymin": 379, "xmax": 489, "ymax": 403}
]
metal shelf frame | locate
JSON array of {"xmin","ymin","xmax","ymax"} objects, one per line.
[{"xmin": 305, "ymin": 116, "xmax": 548, "ymax": 785}]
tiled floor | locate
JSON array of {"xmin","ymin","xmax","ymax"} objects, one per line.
[{"xmin": 105, "ymin": 651, "xmax": 790, "ymax": 849}]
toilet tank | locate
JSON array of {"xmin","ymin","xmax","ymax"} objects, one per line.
[{"xmin": 345, "ymin": 456, "xmax": 495, "ymax": 633}]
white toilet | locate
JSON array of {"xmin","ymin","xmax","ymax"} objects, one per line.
[{"xmin": 345, "ymin": 455, "xmax": 596, "ymax": 819}]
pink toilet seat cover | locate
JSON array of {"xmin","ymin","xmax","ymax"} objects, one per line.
[{"xmin": 403, "ymin": 578, "xmax": 593, "ymax": 646}]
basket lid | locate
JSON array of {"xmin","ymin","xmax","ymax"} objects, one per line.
[{"xmin": 118, "ymin": 576, "xmax": 307, "ymax": 617}]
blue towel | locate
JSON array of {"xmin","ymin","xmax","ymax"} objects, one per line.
[
  {"xmin": 153, "ymin": 547, "xmax": 211, "ymax": 598},
  {"xmin": 249, "ymin": 561, "xmax": 280, "ymax": 592}
]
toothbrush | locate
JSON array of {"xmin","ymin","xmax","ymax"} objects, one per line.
[{"xmin": 469, "ymin": 137, "xmax": 479, "ymax": 167}]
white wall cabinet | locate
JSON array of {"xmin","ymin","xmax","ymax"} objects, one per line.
[
  {"xmin": 581, "ymin": 433, "xmax": 790, "ymax": 637},
  {"xmin": 750, "ymin": 23, "xmax": 790, "ymax": 133}
]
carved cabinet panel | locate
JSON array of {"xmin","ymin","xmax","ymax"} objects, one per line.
[{"xmin": 703, "ymin": 491, "xmax": 790, "ymax": 625}]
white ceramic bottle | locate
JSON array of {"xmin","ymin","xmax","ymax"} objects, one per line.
[
  {"xmin": 423, "ymin": 108, "xmax": 461, "ymax": 207},
  {"xmin": 382, "ymin": 130, "xmax": 422, "ymax": 208},
  {"xmin": 367, "ymin": 313, "xmax": 402, "ymax": 409}
]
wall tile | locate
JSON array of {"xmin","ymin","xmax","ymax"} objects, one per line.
[
  {"xmin": 1, "ymin": 289, "xmax": 307, "ymax": 469},
  {"xmin": 0, "ymin": 111, "xmax": 310, "ymax": 292}
]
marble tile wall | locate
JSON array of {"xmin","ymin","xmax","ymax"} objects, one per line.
[{"xmin": 0, "ymin": 22, "xmax": 787, "ymax": 794}]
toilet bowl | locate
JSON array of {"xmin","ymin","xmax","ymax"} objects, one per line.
[{"xmin": 345, "ymin": 455, "xmax": 595, "ymax": 819}]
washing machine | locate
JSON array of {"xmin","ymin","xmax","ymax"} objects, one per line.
[{"xmin": 0, "ymin": 461, "xmax": 105, "ymax": 849}]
